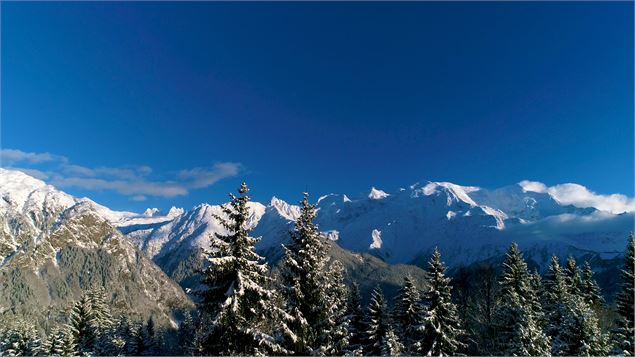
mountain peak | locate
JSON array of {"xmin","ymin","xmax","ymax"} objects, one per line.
[
  {"xmin": 269, "ymin": 196, "xmax": 300, "ymax": 221},
  {"xmin": 144, "ymin": 208, "xmax": 161, "ymax": 217},
  {"xmin": 421, "ymin": 182, "xmax": 479, "ymax": 206},
  {"xmin": 368, "ymin": 187, "xmax": 390, "ymax": 200}
]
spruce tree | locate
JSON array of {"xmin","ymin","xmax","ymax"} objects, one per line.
[
  {"xmin": 364, "ymin": 286, "xmax": 392, "ymax": 356},
  {"xmin": 68, "ymin": 294, "xmax": 96, "ymax": 354},
  {"xmin": 178, "ymin": 311, "xmax": 197, "ymax": 355},
  {"xmin": 346, "ymin": 282, "xmax": 365, "ymax": 355},
  {"xmin": 0, "ymin": 319, "xmax": 42, "ymax": 356},
  {"xmin": 420, "ymin": 248, "xmax": 464, "ymax": 356},
  {"xmin": 565, "ymin": 256, "xmax": 583, "ymax": 295},
  {"xmin": 280, "ymin": 192, "xmax": 349, "ymax": 355},
  {"xmin": 611, "ymin": 235, "xmax": 635, "ymax": 355},
  {"xmin": 494, "ymin": 243, "xmax": 550, "ymax": 356},
  {"xmin": 143, "ymin": 316, "xmax": 157, "ymax": 355},
  {"xmin": 529, "ymin": 269, "xmax": 547, "ymax": 329},
  {"xmin": 58, "ymin": 328, "xmax": 77, "ymax": 357},
  {"xmin": 42, "ymin": 327, "xmax": 63, "ymax": 356},
  {"xmin": 87, "ymin": 288, "xmax": 117, "ymax": 356},
  {"xmin": 553, "ymin": 295, "xmax": 609, "ymax": 356},
  {"xmin": 198, "ymin": 182, "xmax": 282, "ymax": 355},
  {"xmin": 382, "ymin": 328, "xmax": 404, "ymax": 356},
  {"xmin": 542, "ymin": 256, "xmax": 569, "ymax": 348},
  {"xmin": 580, "ymin": 260, "xmax": 604, "ymax": 307},
  {"xmin": 393, "ymin": 275, "xmax": 424, "ymax": 354}
]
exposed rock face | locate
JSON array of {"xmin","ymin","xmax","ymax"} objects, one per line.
[{"xmin": 0, "ymin": 169, "xmax": 192, "ymax": 326}]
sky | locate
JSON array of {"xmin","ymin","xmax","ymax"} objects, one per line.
[{"xmin": 1, "ymin": 2, "xmax": 633, "ymax": 213}]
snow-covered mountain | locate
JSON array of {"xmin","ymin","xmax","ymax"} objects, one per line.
[
  {"xmin": 2, "ymin": 167, "xmax": 632, "ymax": 298},
  {"xmin": 104, "ymin": 175, "xmax": 633, "ymax": 290},
  {"xmin": 0, "ymin": 168, "xmax": 191, "ymax": 325}
]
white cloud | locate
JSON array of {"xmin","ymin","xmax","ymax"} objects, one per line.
[
  {"xmin": 178, "ymin": 163, "xmax": 242, "ymax": 189},
  {"xmin": 519, "ymin": 180, "xmax": 547, "ymax": 193},
  {"xmin": 519, "ymin": 180, "xmax": 635, "ymax": 214},
  {"xmin": 1, "ymin": 148, "xmax": 241, "ymax": 199},
  {"xmin": 51, "ymin": 176, "xmax": 189, "ymax": 198},
  {"xmin": 0, "ymin": 149, "xmax": 65, "ymax": 165},
  {"xmin": 548, "ymin": 183, "xmax": 635, "ymax": 214}
]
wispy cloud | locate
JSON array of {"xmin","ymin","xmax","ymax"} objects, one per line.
[
  {"xmin": 0, "ymin": 149, "xmax": 66, "ymax": 165},
  {"xmin": 178, "ymin": 163, "xmax": 242, "ymax": 189},
  {"xmin": 1, "ymin": 148, "xmax": 241, "ymax": 199},
  {"xmin": 519, "ymin": 180, "xmax": 635, "ymax": 214}
]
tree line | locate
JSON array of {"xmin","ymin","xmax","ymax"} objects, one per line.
[{"xmin": 1, "ymin": 182, "xmax": 633, "ymax": 356}]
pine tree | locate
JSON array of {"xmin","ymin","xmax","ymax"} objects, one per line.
[
  {"xmin": 130, "ymin": 322, "xmax": 146, "ymax": 356},
  {"xmin": 494, "ymin": 243, "xmax": 550, "ymax": 356},
  {"xmin": 393, "ymin": 275, "xmax": 424, "ymax": 354},
  {"xmin": 542, "ymin": 256, "xmax": 569, "ymax": 349},
  {"xmin": 58, "ymin": 328, "xmax": 77, "ymax": 357},
  {"xmin": 565, "ymin": 256, "xmax": 583, "ymax": 295},
  {"xmin": 198, "ymin": 182, "xmax": 283, "ymax": 355},
  {"xmin": 280, "ymin": 192, "xmax": 349, "ymax": 355},
  {"xmin": 68, "ymin": 294, "xmax": 96, "ymax": 354},
  {"xmin": 420, "ymin": 248, "xmax": 464, "ymax": 356},
  {"xmin": 318, "ymin": 260, "xmax": 350, "ymax": 356},
  {"xmin": 382, "ymin": 328, "xmax": 404, "ymax": 356},
  {"xmin": 87, "ymin": 288, "xmax": 113, "ymax": 331},
  {"xmin": 143, "ymin": 316, "xmax": 157, "ymax": 355},
  {"xmin": 364, "ymin": 286, "xmax": 391, "ymax": 356},
  {"xmin": 346, "ymin": 282, "xmax": 365, "ymax": 355},
  {"xmin": 87, "ymin": 288, "xmax": 117, "ymax": 356},
  {"xmin": 611, "ymin": 235, "xmax": 635, "ymax": 355},
  {"xmin": 42, "ymin": 326, "xmax": 65, "ymax": 356},
  {"xmin": 115, "ymin": 315, "xmax": 135, "ymax": 355},
  {"xmin": 553, "ymin": 295, "xmax": 609, "ymax": 356},
  {"xmin": 178, "ymin": 311, "xmax": 197, "ymax": 355},
  {"xmin": 0, "ymin": 319, "xmax": 42, "ymax": 356},
  {"xmin": 580, "ymin": 260, "xmax": 604, "ymax": 307},
  {"xmin": 529, "ymin": 269, "xmax": 547, "ymax": 329}
]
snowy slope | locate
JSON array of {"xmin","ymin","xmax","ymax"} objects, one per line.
[{"xmin": 0, "ymin": 169, "xmax": 191, "ymax": 324}]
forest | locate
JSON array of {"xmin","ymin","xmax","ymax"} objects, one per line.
[{"xmin": 0, "ymin": 183, "xmax": 633, "ymax": 356}]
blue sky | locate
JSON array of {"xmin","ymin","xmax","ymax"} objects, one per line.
[{"xmin": 2, "ymin": 2, "xmax": 633, "ymax": 212}]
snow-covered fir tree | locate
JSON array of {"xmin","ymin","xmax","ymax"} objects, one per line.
[
  {"xmin": 393, "ymin": 275, "xmax": 424, "ymax": 354},
  {"xmin": 68, "ymin": 293, "xmax": 96, "ymax": 354},
  {"xmin": 0, "ymin": 319, "xmax": 42, "ymax": 356},
  {"xmin": 280, "ymin": 192, "xmax": 349, "ymax": 355},
  {"xmin": 114, "ymin": 315, "xmax": 136, "ymax": 356},
  {"xmin": 542, "ymin": 256, "xmax": 569, "ymax": 346},
  {"xmin": 143, "ymin": 316, "xmax": 157, "ymax": 355},
  {"xmin": 494, "ymin": 243, "xmax": 550, "ymax": 356},
  {"xmin": 529, "ymin": 269, "xmax": 547, "ymax": 329},
  {"xmin": 611, "ymin": 235, "xmax": 635, "ymax": 356},
  {"xmin": 58, "ymin": 328, "xmax": 77, "ymax": 357},
  {"xmin": 552, "ymin": 295, "xmax": 609, "ymax": 356},
  {"xmin": 565, "ymin": 256, "xmax": 584, "ymax": 295},
  {"xmin": 198, "ymin": 182, "xmax": 283, "ymax": 355},
  {"xmin": 41, "ymin": 326, "xmax": 65, "ymax": 356},
  {"xmin": 346, "ymin": 282, "xmax": 365, "ymax": 355},
  {"xmin": 88, "ymin": 288, "xmax": 118, "ymax": 355},
  {"xmin": 178, "ymin": 311, "xmax": 197, "ymax": 355},
  {"xmin": 364, "ymin": 286, "xmax": 395, "ymax": 356},
  {"xmin": 420, "ymin": 248, "xmax": 464, "ymax": 356},
  {"xmin": 580, "ymin": 260, "xmax": 604, "ymax": 307},
  {"xmin": 382, "ymin": 328, "xmax": 404, "ymax": 357}
]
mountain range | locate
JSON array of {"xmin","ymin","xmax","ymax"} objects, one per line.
[{"xmin": 1, "ymin": 167, "xmax": 632, "ymax": 321}]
